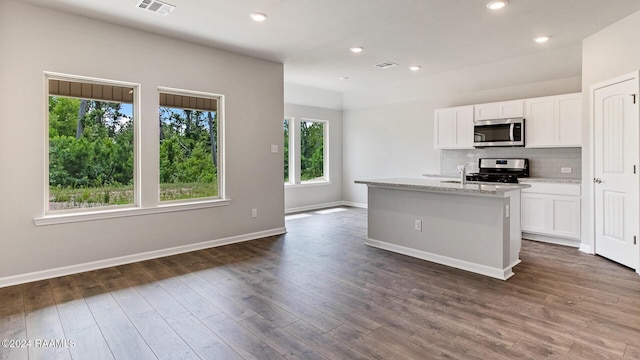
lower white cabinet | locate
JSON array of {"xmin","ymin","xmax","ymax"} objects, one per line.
[{"xmin": 521, "ymin": 182, "xmax": 581, "ymax": 245}]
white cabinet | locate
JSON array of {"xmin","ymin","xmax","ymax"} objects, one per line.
[
  {"xmin": 434, "ymin": 105, "xmax": 474, "ymax": 149},
  {"xmin": 521, "ymin": 182, "xmax": 581, "ymax": 245},
  {"xmin": 525, "ymin": 93, "xmax": 582, "ymax": 147},
  {"xmin": 474, "ymin": 100, "xmax": 524, "ymax": 120}
]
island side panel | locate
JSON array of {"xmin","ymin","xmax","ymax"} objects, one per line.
[
  {"xmin": 366, "ymin": 186, "xmax": 511, "ymax": 277},
  {"xmin": 506, "ymin": 189, "xmax": 522, "ymax": 268}
]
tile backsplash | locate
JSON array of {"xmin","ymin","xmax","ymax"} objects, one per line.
[{"xmin": 441, "ymin": 147, "xmax": 581, "ymax": 179}]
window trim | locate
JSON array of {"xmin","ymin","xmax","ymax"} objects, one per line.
[
  {"xmin": 299, "ymin": 118, "xmax": 329, "ymax": 184},
  {"xmin": 34, "ymin": 199, "xmax": 231, "ymax": 226},
  {"xmin": 284, "ymin": 117, "xmax": 294, "ymax": 185},
  {"xmin": 43, "ymin": 72, "xmax": 142, "ymax": 216},
  {"xmin": 36, "ymin": 75, "xmax": 230, "ymax": 226},
  {"xmin": 284, "ymin": 117, "xmax": 330, "ymax": 186},
  {"xmin": 157, "ymin": 86, "xmax": 225, "ymax": 204}
]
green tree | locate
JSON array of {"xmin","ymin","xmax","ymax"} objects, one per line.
[
  {"xmin": 300, "ymin": 121, "xmax": 324, "ymax": 181},
  {"xmin": 283, "ymin": 119, "xmax": 289, "ymax": 182},
  {"xmin": 159, "ymin": 106, "xmax": 218, "ymax": 200}
]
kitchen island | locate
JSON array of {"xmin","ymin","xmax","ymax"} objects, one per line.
[{"xmin": 355, "ymin": 178, "xmax": 530, "ymax": 280}]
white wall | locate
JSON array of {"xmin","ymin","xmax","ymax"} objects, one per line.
[
  {"xmin": 0, "ymin": 0, "xmax": 284, "ymax": 284},
  {"xmin": 580, "ymin": 9, "xmax": 640, "ymax": 252},
  {"xmin": 342, "ymin": 52, "xmax": 582, "ymax": 205},
  {"xmin": 284, "ymin": 83, "xmax": 343, "ymax": 110},
  {"xmin": 284, "ymin": 104, "xmax": 343, "ymax": 212}
]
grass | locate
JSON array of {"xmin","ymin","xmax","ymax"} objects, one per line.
[{"xmin": 49, "ymin": 182, "xmax": 218, "ymax": 210}]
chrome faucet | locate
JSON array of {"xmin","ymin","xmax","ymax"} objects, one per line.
[{"xmin": 458, "ymin": 163, "xmax": 470, "ymax": 185}]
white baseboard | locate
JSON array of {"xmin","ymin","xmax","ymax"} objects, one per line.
[
  {"xmin": 285, "ymin": 200, "xmax": 367, "ymax": 214},
  {"xmin": 578, "ymin": 243, "xmax": 593, "ymax": 254},
  {"xmin": 365, "ymin": 238, "xmax": 516, "ymax": 280},
  {"xmin": 0, "ymin": 227, "xmax": 286, "ymax": 288},
  {"xmin": 522, "ymin": 232, "xmax": 580, "ymax": 248},
  {"xmin": 285, "ymin": 201, "xmax": 344, "ymax": 214},
  {"xmin": 340, "ymin": 201, "xmax": 367, "ymax": 209}
]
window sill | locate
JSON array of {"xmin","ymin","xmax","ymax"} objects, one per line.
[
  {"xmin": 34, "ymin": 199, "xmax": 231, "ymax": 226},
  {"xmin": 285, "ymin": 181, "xmax": 332, "ymax": 188}
]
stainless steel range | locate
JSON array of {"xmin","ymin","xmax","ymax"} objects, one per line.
[{"xmin": 466, "ymin": 158, "xmax": 529, "ymax": 183}]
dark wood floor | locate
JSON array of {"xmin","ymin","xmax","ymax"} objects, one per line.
[{"xmin": 1, "ymin": 207, "xmax": 640, "ymax": 359}]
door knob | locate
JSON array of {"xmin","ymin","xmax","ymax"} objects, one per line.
[{"xmin": 593, "ymin": 178, "xmax": 602, "ymax": 184}]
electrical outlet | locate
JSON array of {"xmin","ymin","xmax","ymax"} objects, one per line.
[
  {"xmin": 561, "ymin": 167, "xmax": 572, "ymax": 174},
  {"xmin": 414, "ymin": 219, "xmax": 422, "ymax": 232},
  {"xmin": 251, "ymin": 208, "xmax": 257, "ymax": 218},
  {"xmin": 270, "ymin": 144, "xmax": 278, "ymax": 153}
]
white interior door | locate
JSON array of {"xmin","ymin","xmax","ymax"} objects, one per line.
[{"xmin": 593, "ymin": 76, "xmax": 639, "ymax": 270}]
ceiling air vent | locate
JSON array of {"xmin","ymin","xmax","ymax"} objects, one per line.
[
  {"xmin": 136, "ymin": 0, "xmax": 175, "ymax": 16},
  {"xmin": 374, "ymin": 61, "xmax": 399, "ymax": 70}
]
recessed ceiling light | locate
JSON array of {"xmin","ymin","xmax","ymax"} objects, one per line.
[
  {"xmin": 409, "ymin": 66, "xmax": 421, "ymax": 71},
  {"xmin": 486, "ymin": 1, "xmax": 508, "ymax": 10},
  {"xmin": 534, "ymin": 36, "xmax": 550, "ymax": 43},
  {"xmin": 339, "ymin": 76, "xmax": 350, "ymax": 80},
  {"xmin": 350, "ymin": 46, "xmax": 364, "ymax": 53},
  {"xmin": 250, "ymin": 12, "xmax": 267, "ymax": 22}
]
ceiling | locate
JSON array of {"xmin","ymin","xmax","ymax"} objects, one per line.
[{"xmin": 22, "ymin": 0, "xmax": 640, "ymax": 93}]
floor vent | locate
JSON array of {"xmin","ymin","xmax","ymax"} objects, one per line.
[
  {"xmin": 374, "ymin": 61, "xmax": 399, "ymax": 70},
  {"xmin": 136, "ymin": 0, "xmax": 175, "ymax": 16}
]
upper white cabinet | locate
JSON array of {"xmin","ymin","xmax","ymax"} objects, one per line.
[
  {"xmin": 474, "ymin": 100, "xmax": 524, "ymax": 120},
  {"xmin": 525, "ymin": 93, "xmax": 582, "ymax": 148},
  {"xmin": 434, "ymin": 105, "xmax": 474, "ymax": 149}
]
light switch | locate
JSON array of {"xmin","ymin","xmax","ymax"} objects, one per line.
[{"xmin": 271, "ymin": 144, "xmax": 278, "ymax": 153}]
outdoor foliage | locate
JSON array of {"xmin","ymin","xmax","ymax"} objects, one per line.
[
  {"xmin": 284, "ymin": 119, "xmax": 289, "ymax": 182},
  {"xmin": 300, "ymin": 121, "xmax": 324, "ymax": 181},
  {"xmin": 48, "ymin": 96, "xmax": 219, "ymax": 210},
  {"xmin": 283, "ymin": 120, "xmax": 325, "ymax": 182},
  {"xmin": 49, "ymin": 96, "xmax": 134, "ymax": 209},
  {"xmin": 159, "ymin": 107, "xmax": 218, "ymax": 201}
]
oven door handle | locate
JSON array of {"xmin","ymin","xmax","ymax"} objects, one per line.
[{"xmin": 509, "ymin": 123, "xmax": 515, "ymax": 142}]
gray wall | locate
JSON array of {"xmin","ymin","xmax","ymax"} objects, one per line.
[
  {"xmin": 581, "ymin": 9, "xmax": 640, "ymax": 252},
  {"xmin": 0, "ymin": 0, "xmax": 284, "ymax": 282}
]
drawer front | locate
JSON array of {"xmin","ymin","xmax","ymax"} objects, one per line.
[{"xmin": 520, "ymin": 182, "xmax": 580, "ymax": 196}]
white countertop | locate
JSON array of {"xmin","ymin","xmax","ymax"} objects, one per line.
[
  {"xmin": 355, "ymin": 177, "xmax": 530, "ymax": 195},
  {"xmin": 520, "ymin": 178, "xmax": 581, "ymax": 184}
]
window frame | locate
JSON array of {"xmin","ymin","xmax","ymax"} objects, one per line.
[
  {"xmin": 43, "ymin": 72, "xmax": 142, "ymax": 216},
  {"xmin": 284, "ymin": 117, "xmax": 294, "ymax": 185},
  {"xmin": 35, "ymin": 75, "xmax": 230, "ymax": 226},
  {"xmin": 284, "ymin": 117, "xmax": 330, "ymax": 186},
  {"xmin": 157, "ymin": 86, "xmax": 225, "ymax": 205}
]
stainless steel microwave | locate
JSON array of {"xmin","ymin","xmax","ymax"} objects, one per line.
[{"xmin": 473, "ymin": 118, "xmax": 525, "ymax": 147}]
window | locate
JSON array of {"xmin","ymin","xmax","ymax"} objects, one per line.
[
  {"xmin": 39, "ymin": 75, "xmax": 229, "ymax": 225},
  {"xmin": 284, "ymin": 118, "xmax": 328, "ymax": 185},
  {"xmin": 283, "ymin": 118, "xmax": 291, "ymax": 183},
  {"xmin": 300, "ymin": 120, "xmax": 325, "ymax": 182},
  {"xmin": 158, "ymin": 89, "xmax": 222, "ymax": 202},
  {"xmin": 47, "ymin": 75, "xmax": 137, "ymax": 212}
]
